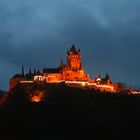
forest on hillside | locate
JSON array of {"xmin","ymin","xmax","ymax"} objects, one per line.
[{"xmin": 0, "ymin": 84, "xmax": 140, "ymax": 139}]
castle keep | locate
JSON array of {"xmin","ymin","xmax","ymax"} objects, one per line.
[{"xmin": 43, "ymin": 45, "xmax": 89, "ymax": 82}]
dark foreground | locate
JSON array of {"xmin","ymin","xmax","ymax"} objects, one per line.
[{"xmin": 0, "ymin": 87, "xmax": 140, "ymax": 140}]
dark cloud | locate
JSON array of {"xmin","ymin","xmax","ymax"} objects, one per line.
[{"xmin": 0, "ymin": 0, "xmax": 140, "ymax": 90}]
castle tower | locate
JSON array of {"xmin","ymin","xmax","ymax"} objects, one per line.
[
  {"xmin": 67, "ymin": 44, "xmax": 81, "ymax": 71},
  {"xmin": 105, "ymin": 73, "xmax": 111, "ymax": 84},
  {"xmin": 29, "ymin": 68, "xmax": 32, "ymax": 75}
]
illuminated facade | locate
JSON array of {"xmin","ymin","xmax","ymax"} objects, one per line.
[
  {"xmin": 43, "ymin": 45, "xmax": 89, "ymax": 82},
  {"xmin": 9, "ymin": 45, "xmax": 133, "ymax": 93}
]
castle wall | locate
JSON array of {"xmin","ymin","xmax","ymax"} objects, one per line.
[
  {"xmin": 61, "ymin": 69, "xmax": 88, "ymax": 81},
  {"xmin": 10, "ymin": 77, "xmax": 22, "ymax": 90},
  {"xmin": 67, "ymin": 55, "xmax": 81, "ymax": 70},
  {"xmin": 9, "ymin": 45, "xmax": 123, "ymax": 93},
  {"xmin": 47, "ymin": 73, "xmax": 63, "ymax": 83}
]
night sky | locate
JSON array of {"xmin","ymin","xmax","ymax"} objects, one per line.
[{"xmin": 0, "ymin": 0, "xmax": 140, "ymax": 90}]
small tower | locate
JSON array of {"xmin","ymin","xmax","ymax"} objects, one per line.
[
  {"xmin": 60, "ymin": 59, "xmax": 64, "ymax": 66},
  {"xmin": 37, "ymin": 69, "xmax": 40, "ymax": 74},
  {"xmin": 96, "ymin": 74, "xmax": 102, "ymax": 84},
  {"xmin": 29, "ymin": 68, "xmax": 32, "ymax": 75},
  {"xmin": 67, "ymin": 44, "xmax": 81, "ymax": 71},
  {"xmin": 105, "ymin": 73, "xmax": 110, "ymax": 81},
  {"xmin": 34, "ymin": 68, "xmax": 36, "ymax": 74},
  {"xmin": 21, "ymin": 64, "xmax": 24, "ymax": 76},
  {"xmin": 105, "ymin": 73, "xmax": 111, "ymax": 84}
]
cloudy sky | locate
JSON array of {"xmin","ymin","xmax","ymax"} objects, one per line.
[{"xmin": 0, "ymin": 0, "xmax": 140, "ymax": 90}]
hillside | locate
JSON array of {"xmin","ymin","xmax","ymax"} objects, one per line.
[{"xmin": 0, "ymin": 85, "xmax": 140, "ymax": 139}]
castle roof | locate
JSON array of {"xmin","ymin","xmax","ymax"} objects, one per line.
[
  {"xmin": 68, "ymin": 44, "xmax": 80, "ymax": 55},
  {"xmin": 43, "ymin": 68, "xmax": 61, "ymax": 73}
]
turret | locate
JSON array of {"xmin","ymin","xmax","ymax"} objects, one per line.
[
  {"xmin": 105, "ymin": 73, "xmax": 110, "ymax": 81},
  {"xmin": 29, "ymin": 68, "xmax": 32, "ymax": 75},
  {"xmin": 67, "ymin": 44, "xmax": 81, "ymax": 71},
  {"xmin": 96, "ymin": 74, "xmax": 102, "ymax": 84},
  {"xmin": 78, "ymin": 48, "xmax": 80, "ymax": 53},
  {"xmin": 60, "ymin": 59, "xmax": 64, "ymax": 66},
  {"xmin": 105, "ymin": 73, "xmax": 111, "ymax": 84},
  {"xmin": 37, "ymin": 69, "xmax": 40, "ymax": 74},
  {"xmin": 34, "ymin": 68, "xmax": 36, "ymax": 74},
  {"xmin": 67, "ymin": 50, "xmax": 70, "ymax": 55},
  {"xmin": 21, "ymin": 64, "xmax": 24, "ymax": 76},
  {"xmin": 70, "ymin": 44, "xmax": 78, "ymax": 54}
]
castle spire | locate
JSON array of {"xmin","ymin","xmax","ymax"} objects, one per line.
[
  {"xmin": 60, "ymin": 59, "xmax": 63, "ymax": 66},
  {"xmin": 78, "ymin": 48, "xmax": 80, "ymax": 52},
  {"xmin": 29, "ymin": 68, "xmax": 32, "ymax": 75},
  {"xmin": 67, "ymin": 50, "xmax": 69, "ymax": 55},
  {"xmin": 34, "ymin": 68, "xmax": 36, "ymax": 74},
  {"xmin": 72, "ymin": 44, "xmax": 75, "ymax": 48},
  {"xmin": 37, "ymin": 69, "xmax": 40, "ymax": 74},
  {"xmin": 105, "ymin": 73, "xmax": 110, "ymax": 81},
  {"xmin": 70, "ymin": 44, "xmax": 78, "ymax": 54},
  {"xmin": 21, "ymin": 64, "xmax": 24, "ymax": 76}
]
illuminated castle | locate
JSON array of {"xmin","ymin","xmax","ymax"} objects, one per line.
[
  {"xmin": 42, "ymin": 44, "xmax": 89, "ymax": 82},
  {"xmin": 10, "ymin": 45, "xmax": 129, "ymax": 93}
]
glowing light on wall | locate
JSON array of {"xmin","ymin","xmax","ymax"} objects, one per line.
[
  {"xmin": 34, "ymin": 76, "xmax": 43, "ymax": 81},
  {"xmin": 65, "ymin": 81, "xmax": 114, "ymax": 92},
  {"xmin": 20, "ymin": 81, "xmax": 33, "ymax": 83},
  {"xmin": 31, "ymin": 91, "xmax": 44, "ymax": 102},
  {"xmin": 130, "ymin": 91, "xmax": 140, "ymax": 94}
]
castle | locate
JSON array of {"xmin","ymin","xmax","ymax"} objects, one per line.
[{"xmin": 9, "ymin": 45, "xmax": 131, "ymax": 93}]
